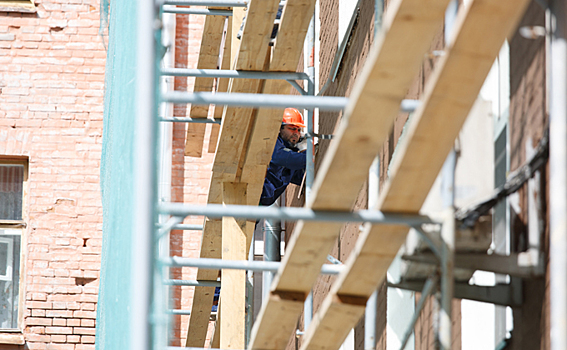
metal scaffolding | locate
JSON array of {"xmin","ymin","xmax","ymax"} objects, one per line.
[{"xmin": 128, "ymin": 0, "xmax": 553, "ymax": 349}]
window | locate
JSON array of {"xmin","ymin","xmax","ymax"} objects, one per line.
[
  {"xmin": 0, "ymin": 0, "xmax": 36, "ymax": 13},
  {"xmin": 0, "ymin": 161, "xmax": 26, "ymax": 332}
]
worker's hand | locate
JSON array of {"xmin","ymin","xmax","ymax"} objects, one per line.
[{"xmin": 296, "ymin": 136, "xmax": 308, "ymax": 151}]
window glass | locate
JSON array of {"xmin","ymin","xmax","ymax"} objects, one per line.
[
  {"xmin": 0, "ymin": 165, "xmax": 24, "ymax": 221},
  {"xmin": 0, "ymin": 231, "xmax": 20, "ymax": 329},
  {"xmin": 0, "ymin": 241, "xmax": 8, "ymax": 277}
]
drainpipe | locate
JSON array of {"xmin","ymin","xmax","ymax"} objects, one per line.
[
  {"xmin": 263, "ymin": 201, "xmax": 281, "ymax": 300},
  {"xmin": 550, "ymin": 1, "xmax": 567, "ymax": 349}
]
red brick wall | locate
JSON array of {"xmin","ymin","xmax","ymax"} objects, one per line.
[
  {"xmin": 508, "ymin": 2, "xmax": 549, "ymax": 349},
  {"xmin": 0, "ymin": 0, "xmax": 105, "ymax": 348}
]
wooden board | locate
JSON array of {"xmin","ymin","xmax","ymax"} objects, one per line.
[
  {"xmin": 270, "ymin": 0, "xmax": 316, "ymax": 71},
  {"xmin": 185, "ymin": 14, "xmax": 227, "ymax": 157},
  {"xmin": 299, "ymin": 0, "xmax": 532, "ymax": 349},
  {"xmin": 210, "ymin": 304, "xmax": 221, "ymax": 348},
  {"xmin": 220, "ymin": 182, "xmax": 248, "ymax": 349},
  {"xmin": 248, "ymin": 0, "xmax": 451, "ymax": 347},
  {"xmin": 209, "ymin": 18, "xmax": 232, "ymax": 154},
  {"xmin": 233, "ymin": 1, "xmax": 279, "ymax": 70},
  {"xmin": 185, "ymin": 219, "xmax": 221, "ymax": 347}
]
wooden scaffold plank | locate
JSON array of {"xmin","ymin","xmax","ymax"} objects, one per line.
[
  {"xmin": 220, "ymin": 182, "xmax": 249, "ymax": 349},
  {"xmin": 299, "ymin": 1, "xmax": 531, "ymax": 349},
  {"xmin": 248, "ymin": 0, "xmax": 452, "ymax": 348}
]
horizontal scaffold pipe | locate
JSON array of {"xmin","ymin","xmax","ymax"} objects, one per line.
[
  {"xmin": 172, "ymin": 224, "xmax": 204, "ymax": 230},
  {"xmin": 159, "ymin": 117, "xmax": 221, "ymax": 124},
  {"xmin": 161, "ymin": 257, "xmax": 344, "ymax": 275},
  {"xmin": 162, "ymin": 7, "xmax": 233, "ymax": 15},
  {"xmin": 162, "ymin": 0, "xmax": 247, "ymax": 6},
  {"xmin": 158, "ymin": 203, "xmax": 434, "ymax": 226},
  {"xmin": 400, "ymin": 99, "xmax": 420, "ymax": 113},
  {"xmin": 166, "ymin": 309, "xmax": 192, "ymax": 315},
  {"xmin": 162, "ymin": 92, "xmax": 348, "ymax": 111},
  {"xmin": 163, "ymin": 279, "xmax": 220, "ymax": 287},
  {"xmin": 160, "ymin": 68, "xmax": 309, "ymax": 81}
]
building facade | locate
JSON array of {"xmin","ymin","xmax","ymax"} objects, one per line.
[{"xmin": 0, "ymin": 0, "xmax": 106, "ymax": 348}]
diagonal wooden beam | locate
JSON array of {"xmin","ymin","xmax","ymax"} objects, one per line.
[
  {"xmin": 247, "ymin": 0, "xmax": 452, "ymax": 348},
  {"xmin": 185, "ymin": 0, "xmax": 280, "ymax": 346},
  {"xmin": 208, "ymin": 17, "xmax": 232, "ymax": 154},
  {"xmin": 299, "ymin": 1, "xmax": 531, "ymax": 349},
  {"xmin": 185, "ymin": 14, "xmax": 226, "ymax": 157}
]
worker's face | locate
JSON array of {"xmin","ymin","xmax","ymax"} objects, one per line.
[{"xmin": 280, "ymin": 125, "xmax": 302, "ymax": 146}]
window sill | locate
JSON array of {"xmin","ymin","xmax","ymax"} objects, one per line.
[
  {"xmin": 0, "ymin": 1, "xmax": 36, "ymax": 13},
  {"xmin": 0, "ymin": 332, "xmax": 25, "ymax": 345}
]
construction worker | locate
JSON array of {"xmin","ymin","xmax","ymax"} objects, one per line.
[
  {"xmin": 259, "ymin": 108, "xmax": 307, "ymax": 206},
  {"xmin": 213, "ymin": 109, "xmax": 306, "ymax": 314}
]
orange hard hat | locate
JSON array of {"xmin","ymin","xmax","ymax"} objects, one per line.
[{"xmin": 282, "ymin": 108, "xmax": 306, "ymax": 128}]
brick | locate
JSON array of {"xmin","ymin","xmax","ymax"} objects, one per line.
[
  {"xmin": 81, "ymin": 302, "xmax": 95, "ymax": 311},
  {"xmin": 72, "ymin": 310, "xmax": 96, "ymax": 319},
  {"xmin": 26, "ymin": 317, "xmax": 52, "ymax": 326},
  {"xmin": 0, "ymin": 33, "xmax": 15, "ymax": 41},
  {"xmin": 51, "ymin": 334, "xmax": 66, "ymax": 343},
  {"xmin": 80, "ymin": 319, "xmax": 94, "ymax": 327},
  {"xmin": 45, "ymin": 326, "xmax": 73, "ymax": 335},
  {"xmin": 52, "ymin": 302, "xmax": 67, "ymax": 310},
  {"xmin": 31, "ymin": 309, "xmax": 46, "ymax": 317},
  {"xmin": 52, "ymin": 318, "xmax": 67, "ymax": 326},
  {"xmin": 28, "ymin": 301, "xmax": 52, "ymax": 309},
  {"xmin": 28, "ymin": 326, "xmax": 46, "ymax": 334},
  {"xmin": 81, "ymin": 335, "xmax": 95, "ymax": 344},
  {"xmin": 67, "ymin": 319, "xmax": 80, "ymax": 327},
  {"xmin": 26, "ymin": 334, "xmax": 51, "ymax": 342},
  {"xmin": 67, "ymin": 335, "xmax": 80, "ymax": 343},
  {"xmin": 75, "ymin": 345, "xmax": 95, "ymax": 350},
  {"xmin": 73, "ymin": 327, "xmax": 96, "ymax": 335}
]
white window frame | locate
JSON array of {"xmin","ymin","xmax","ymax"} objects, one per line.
[{"xmin": 0, "ymin": 159, "xmax": 27, "ymax": 344}]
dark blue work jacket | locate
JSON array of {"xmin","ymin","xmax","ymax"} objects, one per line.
[{"xmin": 260, "ymin": 136, "xmax": 306, "ymax": 206}]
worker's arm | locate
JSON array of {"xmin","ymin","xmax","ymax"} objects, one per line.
[{"xmin": 271, "ymin": 139, "xmax": 306, "ymax": 170}]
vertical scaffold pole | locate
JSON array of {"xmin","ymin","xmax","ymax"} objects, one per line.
[
  {"xmin": 304, "ymin": 10, "xmax": 316, "ymax": 331},
  {"xmin": 365, "ymin": 156, "xmax": 380, "ymax": 350},
  {"xmin": 366, "ymin": 0, "xmax": 383, "ymax": 345},
  {"xmin": 439, "ymin": 150, "xmax": 456, "ymax": 350},
  {"xmin": 550, "ymin": 1, "xmax": 567, "ymax": 349},
  {"xmin": 132, "ymin": 0, "xmax": 158, "ymax": 349}
]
